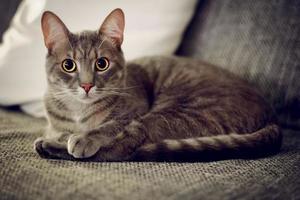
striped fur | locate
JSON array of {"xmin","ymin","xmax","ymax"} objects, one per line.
[
  {"xmin": 134, "ymin": 124, "xmax": 282, "ymax": 161},
  {"xmin": 34, "ymin": 9, "xmax": 282, "ymax": 162}
]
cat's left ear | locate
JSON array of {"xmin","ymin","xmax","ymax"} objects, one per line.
[
  {"xmin": 99, "ymin": 8, "xmax": 125, "ymax": 47},
  {"xmin": 41, "ymin": 11, "xmax": 70, "ymax": 50}
]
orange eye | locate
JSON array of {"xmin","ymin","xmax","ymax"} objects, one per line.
[
  {"xmin": 95, "ymin": 57, "xmax": 109, "ymax": 71},
  {"xmin": 62, "ymin": 59, "xmax": 77, "ymax": 73}
]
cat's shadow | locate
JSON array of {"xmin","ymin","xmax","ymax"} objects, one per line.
[{"xmin": 35, "ymin": 146, "xmax": 282, "ymax": 163}]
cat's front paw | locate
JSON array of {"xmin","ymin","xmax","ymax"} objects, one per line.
[
  {"xmin": 34, "ymin": 137, "xmax": 72, "ymax": 159},
  {"xmin": 34, "ymin": 137, "xmax": 51, "ymax": 158},
  {"xmin": 67, "ymin": 134, "xmax": 101, "ymax": 158}
]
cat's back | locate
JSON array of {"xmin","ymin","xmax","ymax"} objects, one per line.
[
  {"xmin": 128, "ymin": 56, "xmax": 276, "ymax": 132},
  {"xmin": 129, "ymin": 55, "xmax": 205, "ymax": 74},
  {"xmin": 128, "ymin": 55, "xmax": 248, "ymax": 88}
]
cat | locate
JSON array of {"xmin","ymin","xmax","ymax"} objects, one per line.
[{"xmin": 34, "ymin": 8, "xmax": 282, "ymax": 162}]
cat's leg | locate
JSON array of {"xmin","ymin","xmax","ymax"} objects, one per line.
[
  {"xmin": 34, "ymin": 127, "xmax": 73, "ymax": 159},
  {"xmin": 67, "ymin": 119, "xmax": 146, "ymax": 161},
  {"xmin": 92, "ymin": 106, "xmax": 203, "ymax": 161},
  {"xmin": 95, "ymin": 120, "xmax": 147, "ymax": 161},
  {"xmin": 67, "ymin": 107, "xmax": 185, "ymax": 161},
  {"xmin": 66, "ymin": 120, "xmax": 124, "ymax": 159},
  {"xmin": 67, "ymin": 104, "xmax": 149, "ymax": 160}
]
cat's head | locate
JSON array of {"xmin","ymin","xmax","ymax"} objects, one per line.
[{"xmin": 41, "ymin": 9, "xmax": 125, "ymax": 103}]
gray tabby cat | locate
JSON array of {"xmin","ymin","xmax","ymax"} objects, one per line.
[{"xmin": 34, "ymin": 9, "xmax": 282, "ymax": 161}]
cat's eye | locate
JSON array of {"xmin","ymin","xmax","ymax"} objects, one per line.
[
  {"xmin": 95, "ymin": 57, "xmax": 110, "ymax": 72},
  {"xmin": 62, "ymin": 59, "xmax": 77, "ymax": 73}
]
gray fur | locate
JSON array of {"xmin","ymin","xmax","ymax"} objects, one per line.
[{"xmin": 35, "ymin": 9, "xmax": 282, "ymax": 161}]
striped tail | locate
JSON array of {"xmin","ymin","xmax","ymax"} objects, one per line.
[{"xmin": 132, "ymin": 124, "xmax": 282, "ymax": 162}]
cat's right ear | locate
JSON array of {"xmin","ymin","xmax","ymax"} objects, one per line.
[
  {"xmin": 99, "ymin": 8, "xmax": 125, "ymax": 47},
  {"xmin": 41, "ymin": 11, "xmax": 70, "ymax": 50}
]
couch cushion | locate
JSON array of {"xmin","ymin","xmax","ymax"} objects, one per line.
[
  {"xmin": 0, "ymin": 108, "xmax": 299, "ymax": 200},
  {"xmin": 177, "ymin": 0, "xmax": 300, "ymax": 128}
]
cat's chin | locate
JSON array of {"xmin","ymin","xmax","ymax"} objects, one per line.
[{"xmin": 77, "ymin": 95, "xmax": 97, "ymax": 104}]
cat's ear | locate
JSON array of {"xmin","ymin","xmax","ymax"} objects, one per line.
[
  {"xmin": 41, "ymin": 11, "xmax": 70, "ymax": 50},
  {"xmin": 99, "ymin": 8, "xmax": 125, "ymax": 47}
]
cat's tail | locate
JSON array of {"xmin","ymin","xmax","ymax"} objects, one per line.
[{"xmin": 132, "ymin": 124, "xmax": 282, "ymax": 161}]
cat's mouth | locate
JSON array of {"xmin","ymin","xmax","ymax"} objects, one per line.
[
  {"xmin": 83, "ymin": 94, "xmax": 91, "ymax": 99},
  {"xmin": 77, "ymin": 92, "xmax": 96, "ymax": 103},
  {"xmin": 75, "ymin": 87, "xmax": 98, "ymax": 102},
  {"xmin": 83, "ymin": 93, "xmax": 94, "ymax": 99}
]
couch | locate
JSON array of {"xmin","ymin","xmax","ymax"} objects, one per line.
[{"xmin": 1, "ymin": 0, "xmax": 299, "ymax": 199}]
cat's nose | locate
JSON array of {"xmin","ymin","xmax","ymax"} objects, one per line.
[{"xmin": 80, "ymin": 83, "xmax": 94, "ymax": 93}]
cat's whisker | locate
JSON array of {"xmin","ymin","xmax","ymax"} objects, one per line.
[
  {"xmin": 52, "ymin": 91, "xmax": 68, "ymax": 96},
  {"xmin": 100, "ymin": 85, "xmax": 142, "ymax": 90},
  {"xmin": 95, "ymin": 90, "xmax": 133, "ymax": 97}
]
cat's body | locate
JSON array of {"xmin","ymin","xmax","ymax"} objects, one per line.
[{"xmin": 35, "ymin": 9, "xmax": 282, "ymax": 161}]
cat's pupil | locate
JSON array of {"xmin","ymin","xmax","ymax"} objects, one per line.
[
  {"xmin": 96, "ymin": 57, "xmax": 109, "ymax": 70},
  {"xmin": 97, "ymin": 59, "xmax": 106, "ymax": 68},
  {"xmin": 64, "ymin": 59, "xmax": 74, "ymax": 70},
  {"xmin": 61, "ymin": 59, "xmax": 76, "ymax": 73}
]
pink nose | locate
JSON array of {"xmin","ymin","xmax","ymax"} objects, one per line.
[{"xmin": 80, "ymin": 83, "xmax": 94, "ymax": 93}]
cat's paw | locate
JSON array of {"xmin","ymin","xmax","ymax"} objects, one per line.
[
  {"xmin": 34, "ymin": 137, "xmax": 72, "ymax": 159},
  {"xmin": 67, "ymin": 134, "xmax": 100, "ymax": 158},
  {"xmin": 34, "ymin": 137, "xmax": 51, "ymax": 158}
]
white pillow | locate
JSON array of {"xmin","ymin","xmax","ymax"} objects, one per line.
[{"xmin": 0, "ymin": 0, "xmax": 197, "ymax": 117}]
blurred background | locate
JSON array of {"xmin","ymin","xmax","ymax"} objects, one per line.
[
  {"xmin": 0, "ymin": 0, "xmax": 298, "ymax": 127},
  {"xmin": 0, "ymin": 0, "xmax": 197, "ymax": 116}
]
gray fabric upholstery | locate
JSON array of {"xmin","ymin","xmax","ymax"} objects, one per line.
[
  {"xmin": 0, "ymin": 108, "xmax": 299, "ymax": 200},
  {"xmin": 177, "ymin": 0, "xmax": 300, "ymax": 128}
]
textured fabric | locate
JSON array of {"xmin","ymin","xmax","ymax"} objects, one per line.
[
  {"xmin": 177, "ymin": 0, "xmax": 300, "ymax": 128},
  {"xmin": 0, "ymin": 108, "xmax": 299, "ymax": 200}
]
